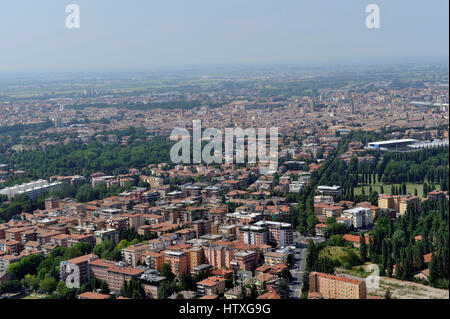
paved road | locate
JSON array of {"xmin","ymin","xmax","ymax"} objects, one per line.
[{"xmin": 289, "ymin": 233, "xmax": 325, "ymax": 299}]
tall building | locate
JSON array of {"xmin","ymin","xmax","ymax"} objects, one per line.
[
  {"xmin": 141, "ymin": 251, "xmax": 164, "ymax": 271},
  {"xmin": 45, "ymin": 196, "xmax": 59, "ymax": 210},
  {"xmin": 189, "ymin": 246, "xmax": 204, "ymax": 270},
  {"xmin": 163, "ymin": 250, "xmax": 189, "ymax": 277},
  {"xmin": 231, "ymin": 250, "xmax": 257, "ymax": 271},
  {"xmin": 239, "ymin": 225, "xmax": 268, "ymax": 245},
  {"xmin": 252, "ymin": 221, "xmax": 294, "ymax": 247},
  {"xmin": 350, "ymin": 96, "xmax": 355, "ymax": 114},
  {"xmin": 204, "ymin": 244, "xmax": 233, "ymax": 270},
  {"xmin": 121, "ymin": 243, "xmax": 150, "ymax": 267},
  {"xmin": 309, "ymin": 272, "xmax": 366, "ymax": 299},
  {"xmin": 54, "ymin": 117, "xmax": 62, "ymax": 128},
  {"xmin": 310, "ymin": 95, "xmax": 316, "ymax": 112},
  {"xmin": 192, "ymin": 220, "xmax": 212, "ymax": 238}
]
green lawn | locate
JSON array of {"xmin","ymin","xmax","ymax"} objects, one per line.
[
  {"xmin": 336, "ymin": 262, "xmax": 374, "ymax": 278},
  {"xmin": 20, "ymin": 293, "xmax": 48, "ymax": 299},
  {"xmin": 354, "ymin": 182, "xmax": 439, "ymax": 197},
  {"xmin": 319, "ymin": 246, "xmax": 360, "ymax": 264}
]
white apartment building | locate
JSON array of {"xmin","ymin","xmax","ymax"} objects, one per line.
[{"xmin": 342, "ymin": 207, "xmax": 373, "ymax": 229}]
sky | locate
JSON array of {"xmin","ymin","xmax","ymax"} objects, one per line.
[{"xmin": 0, "ymin": 0, "xmax": 448, "ymax": 72}]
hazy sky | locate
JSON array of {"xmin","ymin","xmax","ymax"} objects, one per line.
[{"xmin": 0, "ymin": 0, "xmax": 448, "ymax": 71}]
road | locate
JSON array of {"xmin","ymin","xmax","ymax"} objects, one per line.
[{"xmin": 289, "ymin": 233, "xmax": 325, "ymax": 299}]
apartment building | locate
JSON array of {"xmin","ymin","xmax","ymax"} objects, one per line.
[
  {"xmin": 378, "ymin": 194, "xmax": 421, "ymax": 216},
  {"xmin": 163, "ymin": 250, "xmax": 189, "ymax": 277},
  {"xmin": 94, "ymin": 228, "xmax": 119, "ymax": 245},
  {"xmin": 4, "ymin": 228, "xmax": 25, "ymax": 242},
  {"xmin": 197, "ymin": 276, "xmax": 226, "ymax": 297},
  {"xmin": 188, "ymin": 246, "xmax": 204, "ymax": 271},
  {"xmin": 147, "ymin": 238, "xmax": 172, "ymax": 251},
  {"xmin": 341, "ymin": 207, "xmax": 373, "ymax": 229},
  {"xmin": 0, "ymin": 180, "xmax": 62, "ymax": 200},
  {"xmin": 88, "ymin": 259, "xmax": 144, "ymax": 292},
  {"xmin": 316, "ymin": 185, "xmax": 342, "ymax": 196},
  {"xmin": 106, "ymin": 265, "xmax": 144, "ymax": 292},
  {"xmin": 88, "ymin": 259, "xmax": 114, "ymax": 283},
  {"xmin": 191, "ymin": 220, "xmax": 212, "ymax": 238},
  {"xmin": 141, "ymin": 251, "xmax": 164, "ymax": 272},
  {"xmin": 427, "ymin": 190, "xmax": 447, "ymax": 201},
  {"xmin": 0, "ymin": 225, "xmax": 7, "ymax": 240},
  {"xmin": 398, "ymin": 196, "xmax": 421, "ymax": 216},
  {"xmin": 44, "ymin": 196, "xmax": 60, "ymax": 210},
  {"xmin": 0, "ymin": 240, "xmax": 21, "ymax": 255},
  {"xmin": 264, "ymin": 251, "xmax": 288, "ymax": 266},
  {"xmin": 239, "ymin": 225, "xmax": 268, "ymax": 245},
  {"xmin": 0, "ymin": 255, "xmax": 22, "ymax": 272},
  {"xmin": 253, "ymin": 220, "xmax": 293, "ymax": 247},
  {"xmin": 314, "ymin": 195, "xmax": 335, "ymax": 205},
  {"xmin": 68, "ymin": 234, "xmax": 96, "ymax": 248},
  {"xmin": 121, "ymin": 243, "xmax": 150, "ymax": 267},
  {"xmin": 309, "ymin": 272, "xmax": 366, "ymax": 299},
  {"xmin": 60, "ymin": 253, "xmax": 98, "ymax": 283},
  {"xmin": 203, "ymin": 244, "xmax": 233, "ymax": 270},
  {"xmin": 232, "ymin": 250, "xmax": 257, "ymax": 271}
]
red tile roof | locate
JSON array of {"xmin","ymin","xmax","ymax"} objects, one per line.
[
  {"xmin": 78, "ymin": 292, "xmax": 110, "ymax": 299},
  {"xmin": 258, "ymin": 292, "xmax": 281, "ymax": 299},
  {"xmin": 200, "ymin": 294, "xmax": 219, "ymax": 299},
  {"xmin": 311, "ymin": 272, "xmax": 363, "ymax": 285},
  {"xmin": 343, "ymin": 234, "xmax": 370, "ymax": 245},
  {"xmin": 67, "ymin": 253, "xmax": 98, "ymax": 265},
  {"xmin": 423, "ymin": 252, "xmax": 435, "ymax": 263},
  {"xmin": 197, "ymin": 276, "xmax": 226, "ymax": 286}
]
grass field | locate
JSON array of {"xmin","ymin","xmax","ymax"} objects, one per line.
[
  {"xmin": 354, "ymin": 181, "xmax": 440, "ymax": 197},
  {"xmin": 353, "ymin": 173, "xmax": 442, "ymax": 197},
  {"xmin": 336, "ymin": 262, "xmax": 373, "ymax": 278},
  {"xmin": 20, "ymin": 293, "xmax": 48, "ymax": 299},
  {"xmin": 319, "ymin": 246, "xmax": 361, "ymax": 264}
]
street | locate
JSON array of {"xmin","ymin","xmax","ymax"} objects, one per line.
[{"xmin": 289, "ymin": 232, "xmax": 325, "ymax": 299}]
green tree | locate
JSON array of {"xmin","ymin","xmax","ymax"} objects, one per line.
[
  {"xmin": 360, "ymin": 233, "xmax": 368, "ymax": 262},
  {"xmin": 277, "ymin": 279, "xmax": 290, "ymax": 299},
  {"xmin": 160, "ymin": 263, "xmax": 175, "ymax": 282},
  {"xmin": 39, "ymin": 277, "xmax": 57, "ymax": 294},
  {"xmin": 306, "ymin": 240, "xmax": 317, "ymax": 272}
]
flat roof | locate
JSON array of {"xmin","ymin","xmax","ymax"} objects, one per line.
[{"xmin": 368, "ymin": 139, "xmax": 416, "ymax": 146}]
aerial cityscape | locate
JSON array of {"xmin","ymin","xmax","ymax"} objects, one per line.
[{"xmin": 0, "ymin": 1, "xmax": 448, "ymax": 305}]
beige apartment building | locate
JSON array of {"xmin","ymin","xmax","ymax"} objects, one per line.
[
  {"xmin": 378, "ymin": 194, "xmax": 421, "ymax": 216},
  {"xmin": 309, "ymin": 272, "xmax": 366, "ymax": 299}
]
